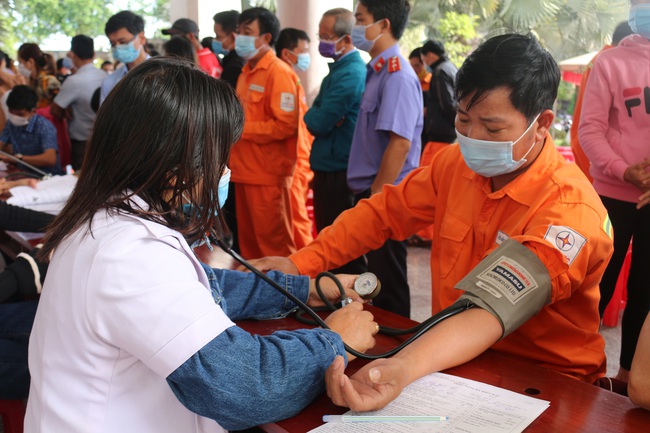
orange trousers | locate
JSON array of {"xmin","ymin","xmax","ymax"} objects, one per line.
[
  {"xmin": 235, "ymin": 183, "xmax": 297, "ymax": 259},
  {"xmin": 415, "ymin": 141, "xmax": 450, "ymax": 241},
  {"xmin": 290, "ymin": 168, "xmax": 314, "ymax": 250}
]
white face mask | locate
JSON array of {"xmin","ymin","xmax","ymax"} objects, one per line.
[
  {"xmin": 457, "ymin": 113, "xmax": 541, "ymax": 177},
  {"xmin": 8, "ymin": 113, "xmax": 30, "ymax": 127},
  {"xmin": 17, "ymin": 63, "xmax": 32, "ymax": 78}
]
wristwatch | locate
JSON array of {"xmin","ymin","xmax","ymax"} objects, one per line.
[{"xmin": 15, "ymin": 153, "xmax": 23, "ymax": 160}]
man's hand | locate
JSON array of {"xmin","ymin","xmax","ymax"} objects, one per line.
[
  {"xmin": 308, "ymin": 274, "xmax": 363, "ymax": 307},
  {"xmin": 242, "ymin": 256, "xmax": 299, "ymax": 274},
  {"xmin": 325, "ymin": 355, "xmax": 407, "ymax": 410},
  {"xmin": 623, "ymin": 159, "xmax": 650, "ymax": 191},
  {"xmin": 325, "ymin": 303, "xmax": 377, "ymax": 362}
]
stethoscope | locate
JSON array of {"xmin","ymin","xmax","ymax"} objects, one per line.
[{"xmin": 215, "ymin": 238, "xmax": 475, "ymax": 360}]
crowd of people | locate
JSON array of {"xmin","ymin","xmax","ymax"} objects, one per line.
[{"xmin": 0, "ymin": 0, "xmax": 648, "ymax": 431}]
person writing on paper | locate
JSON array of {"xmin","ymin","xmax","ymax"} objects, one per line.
[
  {"xmin": 25, "ymin": 57, "xmax": 377, "ymax": 432},
  {"xmin": 0, "ymin": 85, "xmax": 59, "ymax": 173},
  {"xmin": 250, "ymin": 33, "xmax": 613, "ymax": 411}
]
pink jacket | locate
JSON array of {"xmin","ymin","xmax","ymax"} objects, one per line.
[{"xmin": 579, "ymin": 34, "xmax": 650, "ymax": 203}]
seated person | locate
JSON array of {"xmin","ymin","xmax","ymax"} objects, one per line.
[
  {"xmin": 25, "ymin": 57, "xmax": 377, "ymax": 432},
  {"xmin": 0, "ymin": 85, "xmax": 59, "ymax": 174},
  {"xmin": 629, "ymin": 311, "xmax": 650, "ymax": 410},
  {"xmin": 0, "ymin": 183, "xmax": 53, "ymax": 400},
  {"xmin": 249, "ymin": 33, "xmax": 614, "ymax": 411}
]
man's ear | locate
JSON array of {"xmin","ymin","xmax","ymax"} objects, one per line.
[
  {"xmin": 260, "ymin": 32, "xmax": 272, "ymax": 46},
  {"xmin": 535, "ymin": 109, "xmax": 555, "ymax": 141},
  {"xmin": 280, "ymin": 48, "xmax": 292, "ymax": 63},
  {"xmin": 380, "ymin": 18, "xmax": 391, "ymax": 35}
]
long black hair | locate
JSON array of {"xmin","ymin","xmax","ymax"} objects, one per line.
[{"xmin": 38, "ymin": 56, "xmax": 243, "ymax": 260}]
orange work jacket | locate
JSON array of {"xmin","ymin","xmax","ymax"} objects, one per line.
[
  {"xmin": 290, "ymin": 136, "xmax": 613, "ymax": 383},
  {"xmin": 231, "ymin": 50, "xmax": 300, "ymax": 187}
]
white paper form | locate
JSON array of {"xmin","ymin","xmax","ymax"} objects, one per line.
[
  {"xmin": 309, "ymin": 373, "xmax": 549, "ymax": 433},
  {"xmin": 7, "ymin": 174, "xmax": 77, "ymax": 214}
]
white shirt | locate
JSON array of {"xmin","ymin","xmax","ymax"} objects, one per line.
[
  {"xmin": 53, "ymin": 63, "xmax": 107, "ymax": 141},
  {"xmin": 25, "ymin": 198, "xmax": 234, "ymax": 432}
]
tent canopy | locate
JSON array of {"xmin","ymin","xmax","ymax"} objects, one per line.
[{"xmin": 558, "ymin": 51, "xmax": 599, "ymax": 73}]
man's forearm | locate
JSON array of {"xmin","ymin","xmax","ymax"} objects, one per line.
[{"xmin": 370, "ymin": 134, "xmax": 411, "ymax": 194}]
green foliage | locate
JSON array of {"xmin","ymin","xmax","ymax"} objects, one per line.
[
  {"xmin": 4, "ymin": 0, "xmax": 112, "ymax": 45},
  {"xmin": 438, "ymin": 11, "xmax": 479, "ymax": 67},
  {"xmin": 409, "ymin": 0, "xmax": 629, "ymax": 61},
  {"xmin": 241, "ymin": 0, "xmax": 277, "ymax": 13},
  {"xmin": 0, "ymin": 0, "xmax": 170, "ymax": 55}
]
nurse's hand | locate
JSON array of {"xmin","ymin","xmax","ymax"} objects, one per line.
[
  {"xmin": 308, "ymin": 274, "xmax": 363, "ymax": 307},
  {"xmin": 325, "ymin": 356, "xmax": 407, "ymax": 411},
  {"xmin": 243, "ymin": 256, "xmax": 298, "ymax": 274},
  {"xmin": 325, "ymin": 302, "xmax": 377, "ymax": 362}
]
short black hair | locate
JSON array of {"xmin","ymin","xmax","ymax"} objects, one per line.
[
  {"xmin": 455, "ymin": 33, "xmax": 560, "ymax": 123},
  {"xmin": 275, "ymin": 28, "xmax": 310, "ymax": 57},
  {"xmin": 105, "ymin": 10, "xmax": 145, "ymax": 37},
  {"xmin": 213, "ymin": 10, "xmax": 239, "ymax": 34},
  {"xmin": 101, "ymin": 60, "xmax": 113, "ymax": 68},
  {"xmin": 56, "ymin": 58, "xmax": 65, "ymax": 70},
  {"xmin": 201, "ymin": 36, "xmax": 214, "ymax": 51},
  {"xmin": 7, "ymin": 85, "xmax": 38, "ymax": 111},
  {"xmin": 71, "ymin": 35, "xmax": 95, "ymax": 60},
  {"xmin": 0, "ymin": 49, "xmax": 10, "ymax": 67},
  {"xmin": 421, "ymin": 39, "xmax": 445, "ymax": 57},
  {"xmin": 408, "ymin": 47, "xmax": 422, "ymax": 60},
  {"xmin": 359, "ymin": 0, "xmax": 410, "ymax": 40},
  {"xmin": 238, "ymin": 7, "xmax": 280, "ymax": 47},
  {"xmin": 164, "ymin": 36, "xmax": 196, "ymax": 63},
  {"xmin": 612, "ymin": 21, "xmax": 634, "ymax": 45}
]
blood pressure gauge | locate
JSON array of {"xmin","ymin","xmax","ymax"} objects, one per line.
[{"xmin": 354, "ymin": 272, "xmax": 381, "ymax": 300}]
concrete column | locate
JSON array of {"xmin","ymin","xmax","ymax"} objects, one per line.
[
  {"xmin": 169, "ymin": 0, "xmax": 354, "ymax": 104},
  {"xmin": 169, "ymin": 0, "xmax": 241, "ymax": 40},
  {"xmin": 277, "ymin": 0, "xmax": 353, "ymax": 104}
]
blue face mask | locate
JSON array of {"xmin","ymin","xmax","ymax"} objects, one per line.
[
  {"xmin": 235, "ymin": 34, "xmax": 261, "ymax": 60},
  {"xmin": 351, "ymin": 21, "xmax": 383, "ymax": 52},
  {"xmin": 292, "ymin": 52, "xmax": 311, "ymax": 72},
  {"xmin": 217, "ymin": 168, "xmax": 230, "ymax": 208},
  {"xmin": 212, "ymin": 39, "xmax": 229, "ymax": 56},
  {"xmin": 457, "ymin": 113, "xmax": 541, "ymax": 177},
  {"xmin": 629, "ymin": 4, "xmax": 650, "ymax": 38},
  {"xmin": 182, "ymin": 169, "xmax": 231, "ymax": 216},
  {"xmin": 112, "ymin": 38, "xmax": 141, "ymax": 64}
]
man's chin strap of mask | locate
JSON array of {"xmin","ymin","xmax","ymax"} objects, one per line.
[{"xmin": 454, "ymin": 239, "xmax": 552, "ymax": 338}]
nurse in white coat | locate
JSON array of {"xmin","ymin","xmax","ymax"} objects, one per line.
[{"xmin": 25, "ymin": 57, "xmax": 377, "ymax": 433}]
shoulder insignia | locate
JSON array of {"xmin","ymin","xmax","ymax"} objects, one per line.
[
  {"xmin": 543, "ymin": 225, "xmax": 587, "ymax": 266},
  {"xmin": 373, "ymin": 57, "xmax": 385, "ymax": 73},
  {"xmin": 388, "ymin": 56, "xmax": 401, "ymax": 73}
]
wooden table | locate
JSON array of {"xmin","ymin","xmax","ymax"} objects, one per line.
[{"xmin": 237, "ymin": 306, "xmax": 650, "ymax": 433}]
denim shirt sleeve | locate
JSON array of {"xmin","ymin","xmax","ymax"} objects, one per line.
[
  {"xmin": 201, "ymin": 262, "xmax": 310, "ymax": 321},
  {"xmin": 166, "ymin": 323, "xmax": 346, "ymax": 430}
]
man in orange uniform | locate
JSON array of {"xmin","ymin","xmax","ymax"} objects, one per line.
[
  {"xmin": 569, "ymin": 21, "xmax": 633, "ymax": 182},
  {"xmin": 231, "ymin": 8, "xmax": 301, "ymax": 259},
  {"xmin": 251, "ymin": 34, "xmax": 614, "ymax": 410},
  {"xmin": 276, "ymin": 28, "xmax": 315, "ymax": 249}
]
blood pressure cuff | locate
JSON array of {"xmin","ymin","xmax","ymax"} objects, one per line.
[{"xmin": 455, "ymin": 239, "xmax": 552, "ymax": 338}]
